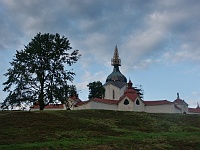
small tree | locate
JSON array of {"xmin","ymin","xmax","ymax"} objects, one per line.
[
  {"xmin": 87, "ymin": 81, "xmax": 105, "ymax": 99},
  {"xmin": 54, "ymin": 84, "xmax": 78, "ymax": 104},
  {"xmin": 2, "ymin": 33, "xmax": 81, "ymax": 110}
]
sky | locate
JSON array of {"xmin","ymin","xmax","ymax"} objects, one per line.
[{"xmin": 0, "ymin": 0, "xmax": 200, "ymax": 108}]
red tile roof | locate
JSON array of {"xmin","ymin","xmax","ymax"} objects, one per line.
[
  {"xmin": 188, "ymin": 107, "xmax": 200, "ymax": 113},
  {"xmin": 92, "ymin": 98, "xmax": 119, "ymax": 104},
  {"xmin": 143, "ymin": 100, "xmax": 173, "ymax": 106},
  {"xmin": 174, "ymin": 99, "xmax": 188, "ymax": 105},
  {"xmin": 118, "ymin": 87, "xmax": 139, "ymax": 103}
]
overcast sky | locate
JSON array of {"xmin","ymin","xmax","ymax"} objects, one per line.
[{"xmin": 1, "ymin": 0, "xmax": 200, "ymax": 107}]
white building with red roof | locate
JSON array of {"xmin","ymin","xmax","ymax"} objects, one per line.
[
  {"xmin": 31, "ymin": 46, "xmax": 200, "ymax": 114},
  {"xmin": 69, "ymin": 46, "xmax": 197, "ymax": 114}
]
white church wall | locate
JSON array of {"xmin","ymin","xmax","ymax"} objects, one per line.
[
  {"xmin": 118, "ymin": 97, "xmax": 134, "ymax": 111},
  {"xmin": 118, "ymin": 97, "xmax": 145, "ymax": 112},
  {"xmin": 120, "ymin": 86, "xmax": 127, "ymax": 99},
  {"xmin": 133, "ymin": 98, "xmax": 145, "ymax": 112},
  {"xmin": 104, "ymin": 84, "xmax": 126, "ymax": 100}
]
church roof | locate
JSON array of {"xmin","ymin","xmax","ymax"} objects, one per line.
[
  {"xmin": 119, "ymin": 79, "xmax": 140, "ymax": 102},
  {"xmin": 92, "ymin": 98, "xmax": 119, "ymax": 104},
  {"xmin": 106, "ymin": 66, "xmax": 127, "ymax": 83},
  {"xmin": 143, "ymin": 100, "xmax": 173, "ymax": 106},
  {"xmin": 119, "ymin": 92, "xmax": 138, "ymax": 103},
  {"xmin": 104, "ymin": 81, "xmax": 127, "ymax": 88}
]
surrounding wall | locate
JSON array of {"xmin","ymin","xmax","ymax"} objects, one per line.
[
  {"xmin": 75, "ymin": 100, "xmax": 118, "ymax": 110},
  {"xmin": 144, "ymin": 104, "xmax": 181, "ymax": 113},
  {"xmin": 74, "ymin": 102, "xmax": 91, "ymax": 110},
  {"xmin": 133, "ymin": 98, "xmax": 145, "ymax": 112},
  {"xmin": 90, "ymin": 101, "xmax": 118, "ymax": 110}
]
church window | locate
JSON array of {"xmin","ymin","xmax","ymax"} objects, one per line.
[
  {"xmin": 113, "ymin": 90, "xmax": 115, "ymax": 99},
  {"xmin": 136, "ymin": 99, "xmax": 140, "ymax": 105},
  {"xmin": 124, "ymin": 99, "xmax": 129, "ymax": 105}
]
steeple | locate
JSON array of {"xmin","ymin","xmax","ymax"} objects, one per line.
[
  {"xmin": 111, "ymin": 45, "xmax": 121, "ymax": 66},
  {"xmin": 128, "ymin": 79, "xmax": 133, "ymax": 89},
  {"xmin": 106, "ymin": 46, "xmax": 127, "ymax": 83}
]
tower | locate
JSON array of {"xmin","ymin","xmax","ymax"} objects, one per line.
[{"xmin": 104, "ymin": 46, "xmax": 127, "ymax": 100}]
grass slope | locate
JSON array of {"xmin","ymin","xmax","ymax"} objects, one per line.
[{"xmin": 0, "ymin": 110, "xmax": 200, "ymax": 150}]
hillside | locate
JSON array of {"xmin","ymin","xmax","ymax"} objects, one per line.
[{"xmin": 0, "ymin": 110, "xmax": 200, "ymax": 150}]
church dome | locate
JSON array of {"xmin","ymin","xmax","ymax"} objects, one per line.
[{"xmin": 106, "ymin": 65, "xmax": 127, "ymax": 83}]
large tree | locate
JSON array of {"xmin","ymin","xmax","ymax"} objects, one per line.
[
  {"xmin": 2, "ymin": 33, "xmax": 81, "ymax": 110},
  {"xmin": 87, "ymin": 81, "xmax": 105, "ymax": 99}
]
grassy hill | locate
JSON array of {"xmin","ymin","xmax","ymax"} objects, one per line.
[{"xmin": 0, "ymin": 110, "xmax": 200, "ymax": 150}]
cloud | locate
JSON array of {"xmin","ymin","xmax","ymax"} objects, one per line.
[
  {"xmin": 1, "ymin": 0, "xmax": 200, "ymax": 104},
  {"xmin": 74, "ymin": 70, "xmax": 107, "ymax": 100},
  {"xmin": 1, "ymin": 0, "xmax": 200, "ymax": 69},
  {"xmin": 0, "ymin": 7, "xmax": 23, "ymax": 50}
]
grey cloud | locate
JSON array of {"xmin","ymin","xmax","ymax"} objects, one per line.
[
  {"xmin": 1, "ymin": 0, "xmax": 200, "ymax": 70},
  {"xmin": 0, "ymin": 4, "xmax": 23, "ymax": 50}
]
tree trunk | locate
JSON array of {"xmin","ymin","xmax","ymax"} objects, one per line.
[
  {"xmin": 38, "ymin": 72, "xmax": 45, "ymax": 110},
  {"xmin": 39, "ymin": 104, "xmax": 45, "ymax": 110}
]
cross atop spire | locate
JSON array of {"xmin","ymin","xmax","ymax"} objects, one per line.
[{"xmin": 111, "ymin": 45, "xmax": 121, "ymax": 66}]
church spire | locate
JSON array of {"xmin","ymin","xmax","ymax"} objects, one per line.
[
  {"xmin": 127, "ymin": 79, "xmax": 133, "ymax": 89},
  {"xmin": 111, "ymin": 45, "xmax": 121, "ymax": 66},
  {"xmin": 106, "ymin": 45, "xmax": 127, "ymax": 83}
]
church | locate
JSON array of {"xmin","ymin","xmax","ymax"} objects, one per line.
[
  {"xmin": 66, "ymin": 46, "xmax": 200, "ymax": 114},
  {"xmin": 31, "ymin": 46, "xmax": 200, "ymax": 114}
]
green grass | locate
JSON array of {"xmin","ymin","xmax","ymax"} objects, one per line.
[{"xmin": 0, "ymin": 110, "xmax": 200, "ymax": 150}]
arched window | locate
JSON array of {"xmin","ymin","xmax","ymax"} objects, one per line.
[
  {"xmin": 113, "ymin": 90, "xmax": 115, "ymax": 99},
  {"xmin": 136, "ymin": 99, "xmax": 140, "ymax": 105},
  {"xmin": 124, "ymin": 99, "xmax": 129, "ymax": 105}
]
